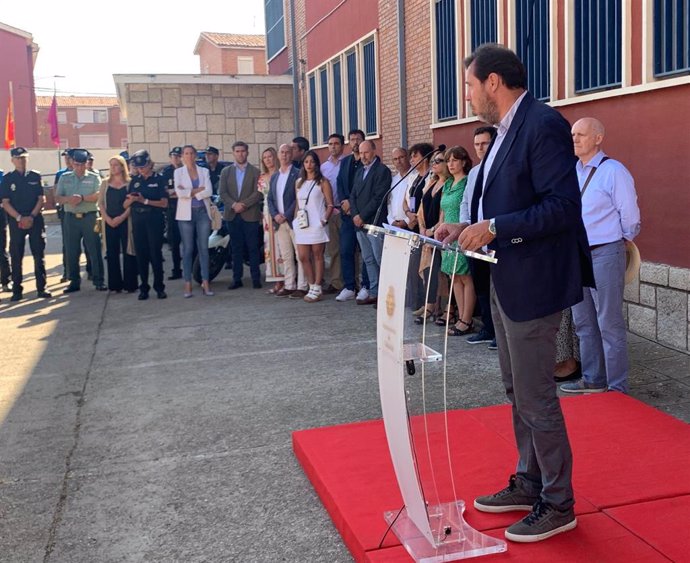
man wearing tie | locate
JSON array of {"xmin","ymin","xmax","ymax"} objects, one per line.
[
  {"xmin": 437, "ymin": 44, "xmax": 594, "ymax": 543},
  {"xmin": 219, "ymin": 141, "xmax": 263, "ymax": 289}
]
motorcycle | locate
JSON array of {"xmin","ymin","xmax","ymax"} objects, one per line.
[{"xmin": 192, "ymin": 195, "xmax": 230, "ymax": 283}]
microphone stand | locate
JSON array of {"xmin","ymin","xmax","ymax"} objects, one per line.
[{"xmin": 367, "ymin": 144, "xmax": 445, "ymax": 234}]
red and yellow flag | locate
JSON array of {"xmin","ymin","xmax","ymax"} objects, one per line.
[{"xmin": 4, "ymin": 83, "xmax": 15, "ymax": 149}]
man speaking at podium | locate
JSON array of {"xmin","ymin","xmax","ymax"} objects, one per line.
[{"xmin": 437, "ymin": 44, "xmax": 593, "ymax": 543}]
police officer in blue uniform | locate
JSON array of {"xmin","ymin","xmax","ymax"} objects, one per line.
[
  {"xmin": 53, "ymin": 148, "xmax": 73, "ymax": 282},
  {"xmin": 205, "ymin": 146, "xmax": 226, "ymax": 195},
  {"xmin": 161, "ymin": 146, "xmax": 183, "ymax": 279},
  {"xmin": 0, "ymin": 167, "xmax": 13, "ymax": 295},
  {"xmin": 0, "ymin": 148, "xmax": 51, "ymax": 301},
  {"xmin": 124, "ymin": 150, "xmax": 168, "ymax": 300}
]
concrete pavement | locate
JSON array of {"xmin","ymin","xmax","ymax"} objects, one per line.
[{"xmin": 1, "ymin": 223, "xmax": 688, "ymax": 562}]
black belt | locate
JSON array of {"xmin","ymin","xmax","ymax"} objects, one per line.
[
  {"xmin": 68, "ymin": 211, "xmax": 96, "ymax": 219},
  {"xmin": 590, "ymin": 239, "xmax": 622, "ymax": 251}
]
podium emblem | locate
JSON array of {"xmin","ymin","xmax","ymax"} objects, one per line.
[{"xmin": 385, "ymin": 285, "xmax": 395, "ymax": 317}]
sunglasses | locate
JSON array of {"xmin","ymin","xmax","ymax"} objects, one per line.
[{"xmin": 432, "ymin": 158, "xmax": 445, "ymax": 164}]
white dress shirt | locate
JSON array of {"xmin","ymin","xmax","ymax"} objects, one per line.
[
  {"xmin": 275, "ymin": 169, "xmax": 290, "ymax": 215},
  {"xmin": 387, "ymin": 172, "xmax": 409, "ymax": 224},
  {"xmin": 460, "ymin": 165, "xmax": 480, "ymax": 225},
  {"xmin": 577, "ymin": 151, "xmax": 640, "ymax": 245},
  {"xmin": 479, "ymin": 91, "xmax": 528, "ymax": 222}
]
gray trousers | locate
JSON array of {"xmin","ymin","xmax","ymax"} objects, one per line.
[{"xmin": 491, "ymin": 283, "xmax": 574, "ymax": 511}]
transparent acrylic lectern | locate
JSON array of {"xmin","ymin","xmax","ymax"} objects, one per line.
[{"xmin": 368, "ymin": 224, "xmax": 506, "ymax": 562}]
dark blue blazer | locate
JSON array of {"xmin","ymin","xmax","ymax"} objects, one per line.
[
  {"xmin": 350, "ymin": 157, "xmax": 392, "ymax": 226},
  {"xmin": 471, "ymin": 92, "xmax": 594, "ymax": 322},
  {"xmin": 336, "ymin": 154, "xmax": 358, "ymax": 203},
  {"xmin": 267, "ymin": 166, "xmax": 300, "ymax": 227}
]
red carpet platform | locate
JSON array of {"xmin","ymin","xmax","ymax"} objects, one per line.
[{"xmin": 293, "ymin": 393, "xmax": 690, "ymax": 562}]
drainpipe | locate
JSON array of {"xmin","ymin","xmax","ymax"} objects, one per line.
[
  {"xmin": 397, "ymin": 0, "xmax": 407, "ymax": 148},
  {"xmin": 289, "ymin": 0, "xmax": 301, "ymax": 136}
]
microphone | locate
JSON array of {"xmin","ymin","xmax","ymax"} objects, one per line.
[{"xmin": 369, "ymin": 144, "xmax": 446, "ymax": 231}]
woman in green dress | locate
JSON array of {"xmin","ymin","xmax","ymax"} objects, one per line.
[{"xmin": 440, "ymin": 146, "xmax": 476, "ymax": 336}]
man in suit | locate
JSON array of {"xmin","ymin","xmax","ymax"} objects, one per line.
[
  {"xmin": 267, "ymin": 143, "xmax": 306, "ymax": 297},
  {"xmin": 336, "ymin": 129, "xmax": 369, "ymax": 302},
  {"xmin": 219, "ymin": 141, "xmax": 263, "ymax": 289},
  {"xmin": 350, "ymin": 140, "xmax": 392, "ymax": 305},
  {"xmin": 438, "ymin": 44, "xmax": 594, "ymax": 543}
]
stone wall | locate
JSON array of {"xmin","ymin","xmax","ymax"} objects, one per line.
[
  {"xmin": 625, "ymin": 261, "xmax": 690, "ymax": 353},
  {"xmin": 115, "ymin": 75, "xmax": 294, "ymax": 164}
]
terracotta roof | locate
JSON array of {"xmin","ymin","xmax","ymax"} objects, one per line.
[
  {"xmin": 200, "ymin": 32, "xmax": 265, "ymax": 48},
  {"xmin": 36, "ymin": 96, "xmax": 119, "ymax": 108}
]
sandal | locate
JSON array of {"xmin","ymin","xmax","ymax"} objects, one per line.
[
  {"xmin": 448, "ymin": 319, "xmax": 474, "ymax": 336},
  {"xmin": 414, "ymin": 309, "xmax": 435, "ymax": 325},
  {"xmin": 435, "ymin": 309, "xmax": 456, "ymax": 326}
]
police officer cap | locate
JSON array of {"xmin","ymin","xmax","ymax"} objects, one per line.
[
  {"xmin": 71, "ymin": 149, "xmax": 89, "ymax": 164},
  {"xmin": 131, "ymin": 150, "xmax": 151, "ymax": 167},
  {"xmin": 206, "ymin": 146, "xmax": 220, "ymax": 155},
  {"xmin": 61, "ymin": 148, "xmax": 71, "ymax": 156},
  {"xmin": 86, "ymin": 151, "xmax": 94, "ymax": 161},
  {"xmin": 169, "ymin": 146, "xmax": 182, "ymax": 156},
  {"xmin": 119, "ymin": 150, "xmax": 130, "ymax": 162},
  {"xmin": 10, "ymin": 147, "xmax": 29, "ymax": 157}
]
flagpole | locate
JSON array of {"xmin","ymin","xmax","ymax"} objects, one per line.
[{"xmin": 54, "ymin": 80, "xmax": 60, "ymax": 171}]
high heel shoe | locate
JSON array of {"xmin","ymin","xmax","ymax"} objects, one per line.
[
  {"xmin": 183, "ymin": 283, "xmax": 193, "ymax": 298},
  {"xmin": 435, "ymin": 308, "xmax": 456, "ymax": 326},
  {"xmin": 202, "ymin": 283, "xmax": 214, "ymax": 296}
]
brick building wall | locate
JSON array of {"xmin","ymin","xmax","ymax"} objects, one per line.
[
  {"xmin": 376, "ymin": 0, "xmax": 400, "ymax": 161},
  {"xmin": 198, "ymin": 43, "xmax": 267, "ymax": 75}
]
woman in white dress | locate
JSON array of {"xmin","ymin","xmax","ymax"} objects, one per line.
[{"xmin": 293, "ymin": 150, "xmax": 334, "ymax": 302}]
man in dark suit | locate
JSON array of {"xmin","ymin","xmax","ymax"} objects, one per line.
[
  {"xmin": 438, "ymin": 44, "xmax": 594, "ymax": 543},
  {"xmin": 219, "ymin": 141, "xmax": 263, "ymax": 289},
  {"xmin": 267, "ymin": 143, "xmax": 305, "ymax": 297},
  {"xmin": 350, "ymin": 140, "xmax": 392, "ymax": 305}
]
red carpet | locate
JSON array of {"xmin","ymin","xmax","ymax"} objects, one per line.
[{"xmin": 293, "ymin": 393, "xmax": 690, "ymax": 562}]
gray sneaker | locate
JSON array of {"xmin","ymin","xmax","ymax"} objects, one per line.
[
  {"xmin": 505, "ymin": 499, "xmax": 577, "ymax": 543},
  {"xmin": 560, "ymin": 379, "xmax": 607, "ymax": 394},
  {"xmin": 474, "ymin": 475, "xmax": 540, "ymax": 513}
]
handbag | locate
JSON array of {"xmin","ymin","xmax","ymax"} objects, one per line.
[
  {"xmin": 295, "ymin": 181, "xmax": 317, "ymax": 229},
  {"xmin": 209, "ymin": 201, "xmax": 223, "ymax": 231}
]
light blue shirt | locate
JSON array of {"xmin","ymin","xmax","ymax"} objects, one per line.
[
  {"xmin": 362, "ymin": 157, "xmax": 377, "ymax": 180},
  {"xmin": 320, "ymin": 155, "xmax": 343, "ymax": 204},
  {"xmin": 235, "ymin": 163, "xmax": 247, "ymax": 197},
  {"xmin": 479, "ymin": 91, "xmax": 528, "ymax": 222},
  {"xmin": 577, "ymin": 151, "xmax": 640, "ymax": 245},
  {"xmin": 460, "ymin": 165, "xmax": 480, "ymax": 225}
]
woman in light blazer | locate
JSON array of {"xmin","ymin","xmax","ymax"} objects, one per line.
[{"xmin": 174, "ymin": 145, "xmax": 213, "ymax": 297}]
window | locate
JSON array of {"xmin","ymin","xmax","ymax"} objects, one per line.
[
  {"xmin": 237, "ymin": 56, "xmax": 255, "ymax": 74},
  {"xmin": 265, "ymin": 0, "xmax": 285, "ymax": 60},
  {"xmin": 654, "ymin": 0, "xmax": 690, "ymax": 76},
  {"xmin": 516, "ymin": 0, "xmax": 551, "ymax": 101},
  {"xmin": 306, "ymin": 34, "xmax": 379, "ymax": 146},
  {"xmin": 79, "ymin": 133, "xmax": 109, "ymax": 149},
  {"xmin": 57, "ymin": 111, "xmax": 67, "ymax": 124},
  {"xmin": 346, "ymin": 51, "xmax": 359, "ymax": 132},
  {"xmin": 77, "ymin": 108, "xmax": 108, "ymax": 124},
  {"xmin": 435, "ymin": 0, "xmax": 458, "ymax": 121},
  {"xmin": 94, "ymin": 109, "xmax": 108, "ymax": 123},
  {"xmin": 319, "ymin": 67, "xmax": 330, "ymax": 144},
  {"xmin": 471, "ymin": 0, "xmax": 498, "ymax": 50},
  {"xmin": 574, "ymin": 0, "xmax": 622, "ymax": 93},
  {"xmin": 332, "ymin": 60, "xmax": 343, "ymax": 135},
  {"xmin": 309, "ymin": 75, "xmax": 318, "ymax": 145},
  {"xmin": 362, "ymin": 40, "xmax": 378, "ymax": 136}
]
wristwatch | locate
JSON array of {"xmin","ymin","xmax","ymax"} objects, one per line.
[{"xmin": 488, "ymin": 218, "xmax": 496, "ymax": 236}]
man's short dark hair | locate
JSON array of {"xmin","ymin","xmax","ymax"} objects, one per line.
[
  {"xmin": 409, "ymin": 143, "xmax": 435, "ymax": 162},
  {"xmin": 347, "ymin": 129, "xmax": 365, "ymax": 140},
  {"xmin": 292, "ymin": 136, "xmax": 310, "ymax": 152},
  {"xmin": 232, "ymin": 141, "xmax": 249, "ymax": 151},
  {"xmin": 474, "ymin": 126, "xmax": 497, "ymax": 140},
  {"xmin": 464, "ymin": 43, "xmax": 527, "ymax": 90},
  {"xmin": 328, "ymin": 133, "xmax": 345, "ymax": 144}
]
